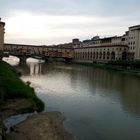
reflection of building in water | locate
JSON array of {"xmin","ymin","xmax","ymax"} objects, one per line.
[
  {"xmin": 119, "ymin": 79, "xmax": 140, "ymax": 117},
  {"xmin": 30, "ymin": 63, "xmax": 42, "ymax": 75},
  {"xmin": 70, "ymin": 65, "xmax": 140, "ymax": 117}
]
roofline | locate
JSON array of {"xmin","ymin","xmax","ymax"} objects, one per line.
[
  {"xmin": 74, "ymin": 45, "xmax": 128, "ymax": 49},
  {"xmin": 129, "ymin": 25, "xmax": 140, "ymax": 29},
  {"xmin": 0, "ymin": 21, "xmax": 5, "ymax": 26},
  {"xmin": 4, "ymin": 43, "xmax": 74, "ymax": 50}
]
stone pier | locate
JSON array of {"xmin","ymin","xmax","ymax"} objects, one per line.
[{"xmin": 19, "ymin": 56, "xmax": 27, "ymax": 64}]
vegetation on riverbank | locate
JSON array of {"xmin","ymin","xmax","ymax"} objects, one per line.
[
  {"xmin": 107, "ymin": 60, "xmax": 140, "ymax": 68},
  {"xmin": 73, "ymin": 60, "xmax": 140, "ymax": 75},
  {"xmin": 0, "ymin": 61, "xmax": 44, "ymax": 113}
]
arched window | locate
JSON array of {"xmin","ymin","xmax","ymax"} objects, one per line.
[
  {"xmin": 99, "ymin": 52, "xmax": 102, "ymax": 59},
  {"xmin": 96, "ymin": 52, "xmax": 98, "ymax": 59},
  {"xmin": 103, "ymin": 52, "xmax": 106, "ymax": 59},
  {"xmin": 107, "ymin": 52, "xmax": 110, "ymax": 60},
  {"xmin": 83, "ymin": 52, "xmax": 85, "ymax": 59},
  {"xmin": 93, "ymin": 52, "xmax": 95, "ymax": 59},
  {"xmin": 111, "ymin": 52, "xmax": 115, "ymax": 60},
  {"xmin": 90, "ymin": 52, "xmax": 92, "ymax": 59},
  {"xmin": 122, "ymin": 51, "xmax": 127, "ymax": 60},
  {"xmin": 87, "ymin": 52, "xmax": 90, "ymax": 60}
]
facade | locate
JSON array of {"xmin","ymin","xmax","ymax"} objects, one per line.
[
  {"xmin": 73, "ymin": 36, "xmax": 128, "ymax": 63},
  {"xmin": 127, "ymin": 25, "xmax": 140, "ymax": 60},
  {"xmin": 73, "ymin": 25, "xmax": 140, "ymax": 63},
  {"xmin": 4, "ymin": 43, "xmax": 74, "ymax": 59},
  {"xmin": 0, "ymin": 18, "xmax": 5, "ymax": 59}
]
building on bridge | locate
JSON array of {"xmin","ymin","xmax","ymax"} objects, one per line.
[
  {"xmin": 73, "ymin": 25, "xmax": 140, "ymax": 63},
  {"xmin": 4, "ymin": 43, "xmax": 74, "ymax": 63},
  {"xmin": 0, "ymin": 18, "xmax": 5, "ymax": 60}
]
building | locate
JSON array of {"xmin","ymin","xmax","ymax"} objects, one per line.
[
  {"xmin": 73, "ymin": 25, "xmax": 140, "ymax": 63},
  {"xmin": 73, "ymin": 36, "xmax": 128, "ymax": 63},
  {"xmin": 0, "ymin": 18, "xmax": 5, "ymax": 60},
  {"xmin": 127, "ymin": 25, "xmax": 140, "ymax": 60},
  {"xmin": 4, "ymin": 43, "xmax": 74, "ymax": 59}
]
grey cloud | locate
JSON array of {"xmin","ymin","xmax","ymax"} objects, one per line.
[
  {"xmin": 1, "ymin": 0, "xmax": 140, "ymax": 45},
  {"xmin": 1, "ymin": 0, "xmax": 140, "ymax": 18}
]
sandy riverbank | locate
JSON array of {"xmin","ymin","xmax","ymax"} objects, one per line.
[{"xmin": 6, "ymin": 111, "xmax": 75, "ymax": 140}]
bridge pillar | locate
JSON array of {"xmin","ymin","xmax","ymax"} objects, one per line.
[
  {"xmin": 19, "ymin": 56, "xmax": 27, "ymax": 64},
  {"xmin": 45, "ymin": 58, "xmax": 48, "ymax": 63}
]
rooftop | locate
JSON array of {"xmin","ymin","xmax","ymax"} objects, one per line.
[
  {"xmin": 129, "ymin": 25, "xmax": 140, "ymax": 31},
  {"xmin": 0, "ymin": 18, "xmax": 5, "ymax": 26}
]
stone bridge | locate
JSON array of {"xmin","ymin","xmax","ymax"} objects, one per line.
[{"xmin": 4, "ymin": 43, "xmax": 74, "ymax": 63}]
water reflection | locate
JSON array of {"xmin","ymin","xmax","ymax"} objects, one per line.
[
  {"xmin": 74, "ymin": 66, "xmax": 140, "ymax": 117},
  {"xmin": 29, "ymin": 63, "xmax": 42, "ymax": 75},
  {"xmin": 14, "ymin": 61, "xmax": 140, "ymax": 118}
]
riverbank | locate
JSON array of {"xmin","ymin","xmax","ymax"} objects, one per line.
[
  {"xmin": 6, "ymin": 112, "xmax": 74, "ymax": 140},
  {"xmin": 72, "ymin": 60, "xmax": 140, "ymax": 76},
  {"xmin": 0, "ymin": 61, "xmax": 75, "ymax": 140},
  {"xmin": 0, "ymin": 61, "xmax": 44, "ymax": 118},
  {"xmin": 0, "ymin": 61, "xmax": 44, "ymax": 139}
]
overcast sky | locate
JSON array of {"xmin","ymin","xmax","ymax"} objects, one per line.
[{"xmin": 1, "ymin": 0, "xmax": 140, "ymax": 45}]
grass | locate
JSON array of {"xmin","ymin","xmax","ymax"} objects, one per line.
[{"xmin": 0, "ymin": 61, "xmax": 44, "ymax": 112}]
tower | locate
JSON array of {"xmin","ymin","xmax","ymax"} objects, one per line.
[{"xmin": 0, "ymin": 18, "xmax": 5, "ymax": 60}]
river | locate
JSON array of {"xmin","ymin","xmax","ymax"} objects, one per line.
[{"xmin": 3, "ymin": 56, "xmax": 140, "ymax": 140}]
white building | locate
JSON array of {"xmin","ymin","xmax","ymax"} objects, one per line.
[
  {"xmin": 73, "ymin": 25, "xmax": 140, "ymax": 63},
  {"xmin": 127, "ymin": 25, "xmax": 140, "ymax": 60}
]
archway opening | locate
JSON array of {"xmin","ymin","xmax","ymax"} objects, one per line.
[
  {"xmin": 122, "ymin": 51, "xmax": 127, "ymax": 60},
  {"xmin": 111, "ymin": 52, "xmax": 115, "ymax": 60}
]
